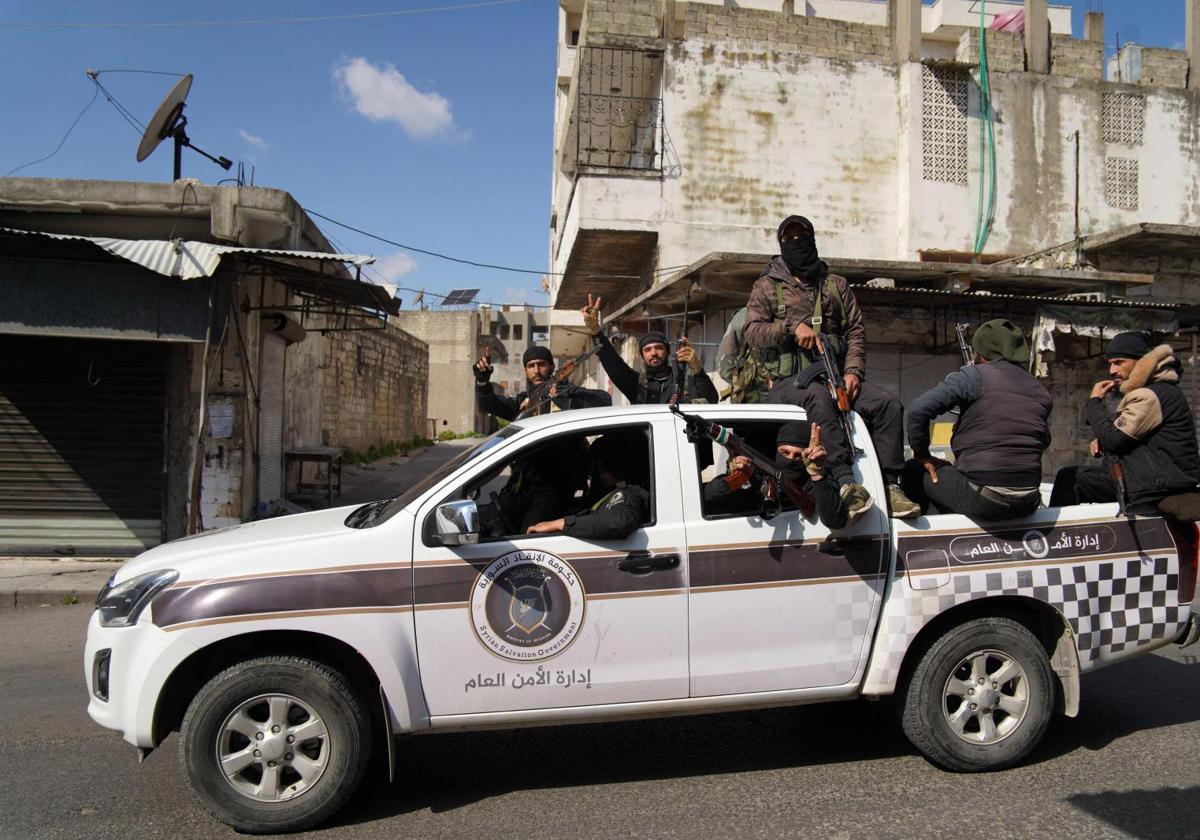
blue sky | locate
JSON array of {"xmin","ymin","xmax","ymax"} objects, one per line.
[{"xmin": 0, "ymin": 0, "xmax": 1189, "ymax": 307}]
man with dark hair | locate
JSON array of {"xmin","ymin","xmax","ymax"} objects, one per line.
[
  {"xmin": 527, "ymin": 431, "xmax": 651, "ymax": 540},
  {"xmin": 472, "ymin": 345, "xmax": 610, "ymax": 535},
  {"xmin": 703, "ymin": 420, "xmax": 847, "ymax": 528},
  {"xmin": 581, "ymin": 294, "xmax": 718, "ymax": 404},
  {"xmin": 1050, "ymin": 331, "xmax": 1200, "ymax": 512},
  {"xmin": 474, "ymin": 344, "xmax": 610, "ymax": 419},
  {"xmin": 744, "ymin": 215, "xmax": 918, "ymax": 521},
  {"xmin": 903, "ymin": 320, "xmax": 1052, "ymax": 520}
]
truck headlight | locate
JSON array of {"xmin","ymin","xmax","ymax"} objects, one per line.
[{"xmin": 96, "ymin": 569, "xmax": 179, "ymax": 627}]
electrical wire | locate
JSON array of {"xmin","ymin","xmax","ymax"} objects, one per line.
[
  {"xmin": 305, "ymin": 206, "xmax": 690, "ymax": 280},
  {"xmin": 5, "ymin": 82, "xmax": 99, "ymax": 176},
  {"xmin": 971, "ymin": 0, "xmax": 997, "ymax": 259},
  {"xmin": 0, "ymin": 0, "xmax": 523, "ymax": 29}
]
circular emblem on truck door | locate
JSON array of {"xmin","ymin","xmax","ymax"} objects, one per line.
[{"xmin": 470, "ymin": 550, "xmax": 586, "ymax": 661}]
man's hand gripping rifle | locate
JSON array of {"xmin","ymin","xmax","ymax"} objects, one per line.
[
  {"xmin": 794, "ymin": 335, "xmax": 860, "ymax": 457},
  {"xmin": 670, "ymin": 404, "xmax": 816, "ymax": 519}
]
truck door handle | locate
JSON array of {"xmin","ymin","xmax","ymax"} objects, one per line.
[{"xmin": 618, "ymin": 552, "xmax": 680, "ymax": 575}]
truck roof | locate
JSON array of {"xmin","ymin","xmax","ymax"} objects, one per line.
[{"xmin": 505, "ymin": 402, "xmax": 810, "ymax": 433}]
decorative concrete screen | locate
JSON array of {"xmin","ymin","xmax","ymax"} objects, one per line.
[
  {"xmin": 921, "ymin": 65, "xmax": 969, "ymax": 185},
  {"xmin": 1105, "ymin": 157, "xmax": 1139, "ymax": 210},
  {"xmin": 1101, "ymin": 93, "xmax": 1145, "ymax": 146}
]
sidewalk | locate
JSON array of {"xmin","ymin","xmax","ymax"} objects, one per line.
[{"xmin": 0, "ymin": 439, "xmax": 479, "ymax": 610}]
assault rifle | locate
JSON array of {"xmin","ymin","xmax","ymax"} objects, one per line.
[
  {"xmin": 815, "ymin": 335, "xmax": 860, "ymax": 457},
  {"xmin": 515, "ymin": 341, "xmax": 607, "ymax": 419},
  {"xmin": 956, "ymin": 323, "xmax": 975, "ymax": 366},
  {"xmin": 670, "ymin": 404, "xmax": 816, "ymax": 519},
  {"xmin": 671, "ymin": 286, "xmax": 692, "ymax": 405}
]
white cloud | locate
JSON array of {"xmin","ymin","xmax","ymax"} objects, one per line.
[
  {"xmin": 238, "ymin": 129, "xmax": 268, "ymax": 150},
  {"xmin": 374, "ymin": 251, "xmax": 418, "ymax": 281},
  {"xmin": 332, "ymin": 57, "xmax": 459, "ymax": 140}
]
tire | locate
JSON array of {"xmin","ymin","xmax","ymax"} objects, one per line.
[
  {"xmin": 899, "ymin": 617, "xmax": 1055, "ymax": 772},
  {"xmin": 179, "ymin": 656, "xmax": 372, "ymax": 834}
]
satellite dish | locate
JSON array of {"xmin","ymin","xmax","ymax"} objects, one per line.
[
  {"xmin": 137, "ymin": 74, "xmax": 192, "ymax": 162},
  {"xmin": 135, "ymin": 73, "xmax": 232, "ymax": 180},
  {"xmin": 413, "ymin": 288, "xmax": 425, "ymax": 308}
]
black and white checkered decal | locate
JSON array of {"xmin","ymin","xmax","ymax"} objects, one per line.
[{"xmin": 862, "ymin": 517, "xmax": 1192, "ymax": 695}]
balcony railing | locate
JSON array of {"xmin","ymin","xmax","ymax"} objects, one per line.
[{"xmin": 575, "ymin": 47, "xmax": 663, "ymax": 173}]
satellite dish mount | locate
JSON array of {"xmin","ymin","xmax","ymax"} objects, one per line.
[{"xmin": 136, "ymin": 74, "xmax": 232, "ymax": 180}]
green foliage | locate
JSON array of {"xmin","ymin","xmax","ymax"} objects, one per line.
[
  {"xmin": 59, "ymin": 594, "xmax": 79, "ymax": 606},
  {"xmin": 437, "ymin": 430, "xmax": 483, "ymax": 442},
  {"xmin": 342, "ymin": 435, "xmax": 434, "ymax": 465}
]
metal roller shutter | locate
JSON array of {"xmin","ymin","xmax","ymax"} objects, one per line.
[{"xmin": 0, "ymin": 335, "xmax": 166, "ymax": 556}]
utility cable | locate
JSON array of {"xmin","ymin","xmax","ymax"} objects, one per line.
[
  {"xmin": 304, "ymin": 207, "xmax": 690, "ymax": 279},
  {"xmin": 5, "ymin": 83, "xmax": 99, "ymax": 176},
  {"xmin": 0, "ymin": 0, "xmax": 523, "ymax": 29}
]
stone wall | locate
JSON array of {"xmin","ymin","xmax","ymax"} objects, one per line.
[
  {"xmin": 321, "ymin": 322, "xmax": 429, "ymax": 451},
  {"xmin": 955, "ymin": 29, "xmax": 1025, "ymax": 73},
  {"xmin": 581, "ymin": 0, "xmax": 662, "ymax": 43},
  {"xmin": 1051, "ymin": 34, "xmax": 1103, "ymax": 81},
  {"xmin": 679, "ymin": 2, "xmax": 890, "ymax": 62},
  {"xmin": 393, "ymin": 310, "xmax": 484, "ymax": 435},
  {"xmin": 1138, "ymin": 48, "xmax": 1190, "ymax": 89}
]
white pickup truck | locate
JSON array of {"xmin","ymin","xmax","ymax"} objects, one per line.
[{"xmin": 84, "ymin": 403, "xmax": 1200, "ymax": 833}]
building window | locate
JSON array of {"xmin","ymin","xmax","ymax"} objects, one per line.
[
  {"xmin": 921, "ymin": 65, "xmax": 969, "ymax": 185},
  {"xmin": 499, "ymin": 324, "xmax": 510, "ymax": 340},
  {"xmin": 577, "ymin": 46, "xmax": 663, "ymax": 172},
  {"xmin": 1105, "ymin": 157, "xmax": 1139, "ymax": 210},
  {"xmin": 1102, "ymin": 93, "xmax": 1144, "ymax": 145},
  {"xmin": 512, "ymin": 381, "xmax": 521, "ymax": 393},
  {"xmin": 513, "ymin": 324, "xmax": 523, "ymax": 341}
]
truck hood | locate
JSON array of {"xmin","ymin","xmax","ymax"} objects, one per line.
[{"xmin": 114, "ymin": 505, "xmax": 365, "ymax": 583}]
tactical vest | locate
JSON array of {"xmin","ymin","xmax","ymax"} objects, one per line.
[{"xmin": 741, "ymin": 276, "xmax": 848, "ymax": 392}]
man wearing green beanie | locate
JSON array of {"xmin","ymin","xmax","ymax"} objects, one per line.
[{"xmin": 902, "ymin": 320, "xmax": 1052, "ymax": 520}]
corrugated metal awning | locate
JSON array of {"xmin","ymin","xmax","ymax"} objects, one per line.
[{"xmin": 0, "ymin": 226, "xmax": 375, "ymax": 281}]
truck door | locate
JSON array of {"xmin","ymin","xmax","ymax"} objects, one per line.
[
  {"xmin": 411, "ymin": 416, "xmax": 688, "ymax": 717},
  {"xmin": 678, "ymin": 409, "xmax": 890, "ymax": 696}
]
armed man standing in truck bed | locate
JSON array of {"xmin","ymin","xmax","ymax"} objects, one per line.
[{"xmin": 743, "ymin": 215, "xmax": 920, "ymax": 520}]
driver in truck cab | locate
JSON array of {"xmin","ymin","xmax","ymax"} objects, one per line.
[{"xmin": 526, "ymin": 430, "xmax": 650, "ymax": 540}]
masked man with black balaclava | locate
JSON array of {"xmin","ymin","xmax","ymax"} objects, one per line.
[
  {"xmin": 580, "ymin": 294, "xmax": 719, "ymax": 405},
  {"xmin": 702, "ymin": 420, "xmax": 846, "ymax": 527},
  {"xmin": 743, "ymin": 215, "xmax": 919, "ymax": 523}
]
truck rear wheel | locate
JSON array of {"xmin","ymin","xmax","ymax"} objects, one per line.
[
  {"xmin": 900, "ymin": 617, "xmax": 1054, "ymax": 772},
  {"xmin": 180, "ymin": 656, "xmax": 372, "ymax": 833}
]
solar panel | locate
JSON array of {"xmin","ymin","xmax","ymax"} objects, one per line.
[{"xmin": 442, "ymin": 288, "xmax": 480, "ymax": 306}]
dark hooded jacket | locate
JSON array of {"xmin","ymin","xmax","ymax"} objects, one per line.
[
  {"xmin": 742, "ymin": 256, "xmax": 867, "ymax": 376},
  {"xmin": 1087, "ymin": 343, "xmax": 1200, "ymax": 506}
]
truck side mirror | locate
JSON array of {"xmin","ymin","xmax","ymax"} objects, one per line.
[{"xmin": 436, "ymin": 500, "xmax": 480, "ymax": 545}]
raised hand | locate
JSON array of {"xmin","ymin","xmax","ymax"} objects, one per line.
[
  {"xmin": 802, "ymin": 422, "xmax": 827, "ymax": 477},
  {"xmin": 675, "ymin": 337, "xmax": 702, "ymax": 372},
  {"xmin": 581, "ymin": 293, "xmax": 603, "ymax": 335},
  {"xmin": 473, "ymin": 345, "xmax": 493, "ymax": 383}
]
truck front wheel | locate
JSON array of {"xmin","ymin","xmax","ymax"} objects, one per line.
[
  {"xmin": 179, "ymin": 656, "xmax": 372, "ymax": 833},
  {"xmin": 900, "ymin": 617, "xmax": 1055, "ymax": 772}
]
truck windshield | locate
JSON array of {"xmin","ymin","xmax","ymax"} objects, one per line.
[{"xmin": 345, "ymin": 425, "xmax": 522, "ymax": 528}]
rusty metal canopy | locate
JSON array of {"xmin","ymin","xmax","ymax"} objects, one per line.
[
  {"xmin": 1079, "ymin": 223, "xmax": 1200, "ymax": 258},
  {"xmin": 604, "ymin": 251, "xmax": 1158, "ymax": 322}
]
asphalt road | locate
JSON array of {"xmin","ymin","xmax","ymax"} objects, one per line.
[{"xmin": 2, "ymin": 604, "xmax": 1198, "ymax": 839}]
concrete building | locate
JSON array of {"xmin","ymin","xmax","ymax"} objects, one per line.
[
  {"xmin": 0, "ymin": 177, "xmax": 427, "ymax": 556},
  {"xmin": 394, "ymin": 309, "xmax": 505, "ymax": 436},
  {"xmin": 482, "ymin": 303, "xmax": 551, "ymax": 395},
  {"xmin": 547, "ymin": 0, "xmax": 1200, "ymax": 474}
]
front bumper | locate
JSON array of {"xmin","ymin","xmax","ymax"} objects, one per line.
[{"xmin": 83, "ymin": 609, "xmax": 200, "ymax": 748}]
